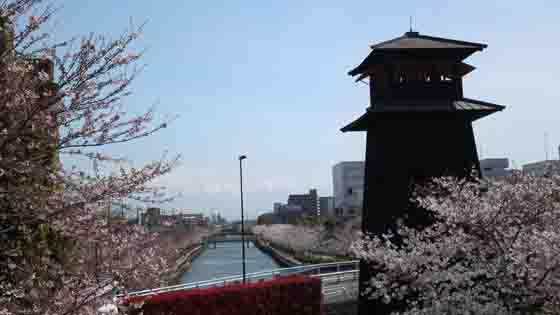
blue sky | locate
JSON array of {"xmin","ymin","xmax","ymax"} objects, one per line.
[{"xmin": 53, "ymin": 0, "xmax": 560, "ymax": 220}]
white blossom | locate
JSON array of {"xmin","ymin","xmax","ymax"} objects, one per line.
[
  {"xmin": 97, "ymin": 303, "xmax": 118, "ymax": 314},
  {"xmin": 352, "ymin": 171, "xmax": 560, "ymax": 315}
]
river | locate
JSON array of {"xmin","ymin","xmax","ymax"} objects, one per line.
[{"xmin": 180, "ymin": 241, "xmax": 280, "ymax": 283}]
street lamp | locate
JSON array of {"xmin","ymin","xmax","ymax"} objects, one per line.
[{"xmin": 238, "ymin": 155, "xmax": 247, "ymax": 284}]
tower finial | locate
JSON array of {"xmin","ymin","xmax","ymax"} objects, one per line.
[{"xmin": 405, "ymin": 16, "xmax": 418, "ymax": 37}]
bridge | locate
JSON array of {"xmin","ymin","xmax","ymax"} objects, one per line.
[
  {"xmin": 204, "ymin": 232, "xmax": 257, "ymax": 248},
  {"xmin": 124, "ymin": 260, "xmax": 359, "ymax": 304}
]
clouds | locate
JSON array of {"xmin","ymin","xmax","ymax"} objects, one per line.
[
  {"xmin": 55, "ymin": 0, "xmax": 560, "ymax": 221},
  {"xmin": 157, "ymin": 165, "xmax": 300, "ymax": 195},
  {"xmin": 152, "ymin": 164, "xmax": 312, "ymax": 219}
]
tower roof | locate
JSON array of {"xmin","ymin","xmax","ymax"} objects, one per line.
[
  {"xmin": 370, "ymin": 31, "xmax": 487, "ymax": 50},
  {"xmin": 341, "ymin": 98, "xmax": 505, "ymax": 132},
  {"xmin": 349, "ymin": 31, "xmax": 487, "ymax": 76}
]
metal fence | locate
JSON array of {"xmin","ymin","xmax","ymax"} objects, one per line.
[{"xmin": 123, "ymin": 260, "xmax": 360, "ymax": 300}]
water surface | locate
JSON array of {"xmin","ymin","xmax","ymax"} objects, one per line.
[{"xmin": 181, "ymin": 241, "xmax": 280, "ymax": 283}]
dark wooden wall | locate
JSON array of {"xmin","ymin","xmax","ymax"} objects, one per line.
[{"xmin": 358, "ymin": 113, "xmax": 480, "ymax": 314}]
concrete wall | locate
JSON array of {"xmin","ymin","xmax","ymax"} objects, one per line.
[
  {"xmin": 333, "ymin": 161, "xmax": 365, "ymax": 216},
  {"xmin": 319, "ymin": 196, "xmax": 334, "ymax": 217},
  {"xmin": 480, "ymin": 158, "xmax": 509, "ymax": 178}
]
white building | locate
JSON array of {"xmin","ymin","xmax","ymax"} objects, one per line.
[
  {"xmin": 480, "ymin": 158, "xmax": 509, "ymax": 178},
  {"xmin": 332, "ymin": 161, "xmax": 365, "ymax": 217},
  {"xmin": 523, "ymin": 160, "xmax": 560, "ymax": 176},
  {"xmin": 522, "ymin": 145, "xmax": 560, "ymax": 176}
]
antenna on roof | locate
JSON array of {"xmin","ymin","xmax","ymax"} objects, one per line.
[
  {"xmin": 545, "ymin": 132, "xmax": 549, "ymax": 160},
  {"xmin": 409, "ymin": 16, "xmax": 413, "ymax": 32}
]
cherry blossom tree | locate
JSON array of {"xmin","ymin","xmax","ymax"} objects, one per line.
[
  {"xmin": 253, "ymin": 219, "xmax": 360, "ymax": 259},
  {"xmin": 253, "ymin": 224, "xmax": 322, "ymax": 254},
  {"xmin": 352, "ymin": 171, "xmax": 560, "ymax": 315},
  {"xmin": 0, "ymin": 1, "xmax": 181, "ymax": 314},
  {"xmin": 315, "ymin": 217, "xmax": 360, "ymax": 257}
]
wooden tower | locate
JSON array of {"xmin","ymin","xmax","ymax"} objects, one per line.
[{"xmin": 342, "ymin": 31, "xmax": 505, "ymax": 314}]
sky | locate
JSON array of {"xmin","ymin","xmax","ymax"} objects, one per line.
[{"xmin": 52, "ymin": 0, "xmax": 560, "ymax": 220}]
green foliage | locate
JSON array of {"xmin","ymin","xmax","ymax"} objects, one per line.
[
  {"xmin": 297, "ymin": 254, "xmax": 334, "ymax": 265},
  {"xmin": 296, "ymin": 216, "xmax": 335, "ymax": 227},
  {"xmin": 323, "ymin": 217, "xmax": 336, "ymax": 232}
]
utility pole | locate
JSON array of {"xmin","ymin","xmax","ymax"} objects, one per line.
[
  {"xmin": 239, "ymin": 155, "xmax": 247, "ymax": 284},
  {"xmin": 106, "ymin": 200, "xmax": 111, "ymax": 225}
]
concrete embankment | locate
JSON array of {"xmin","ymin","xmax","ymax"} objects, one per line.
[
  {"xmin": 324, "ymin": 301, "xmax": 358, "ymax": 315},
  {"xmin": 168, "ymin": 244, "xmax": 205, "ymax": 284},
  {"xmin": 254, "ymin": 237, "xmax": 302, "ymax": 267}
]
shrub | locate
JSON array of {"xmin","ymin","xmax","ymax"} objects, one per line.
[{"xmin": 124, "ymin": 276, "xmax": 322, "ymax": 315}]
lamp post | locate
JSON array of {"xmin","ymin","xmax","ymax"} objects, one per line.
[{"xmin": 238, "ymin": 155, "xmax": 247, "ymax": 284}]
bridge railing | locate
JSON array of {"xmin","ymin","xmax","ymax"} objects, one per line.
[{"xmin": 123, "ymin": 260, "xmax": 359, "ymax": 298}]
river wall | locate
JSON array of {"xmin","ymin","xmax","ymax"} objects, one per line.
[
  {"xmin": 172, "ymin": 234, "xmax": 308, "ymax": 284},
  {"xmin": 168, "ymin": 244, "xmax": 205, "ymax": 284},
  {"xmin": 254, "ymin": 237, "xmax": 302, "ymax": 267}
]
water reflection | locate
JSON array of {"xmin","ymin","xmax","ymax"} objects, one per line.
[{"xmin": 180, "ymin": 241, "xmax": 280, "ymax": 283}]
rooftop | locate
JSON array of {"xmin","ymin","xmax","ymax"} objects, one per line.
[
  {"xmin": 341, "ymin": 98, "xmax": 505, "ymax": 132},
  {"xmin": 370, "ymin": 31, "xmax": 487, "ymax": 50},
  {"xmin": 349, "ymin": 31, "xmax": 487, "ymax": 76}
]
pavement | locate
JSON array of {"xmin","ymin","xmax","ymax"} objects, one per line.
[
  {"xmin": 318, "ymin": 273, "xmax": 359, "ymax": 304},
  {"xmin": 321, "ymin": 275, "xmax": 359, "ymax": 315}
]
